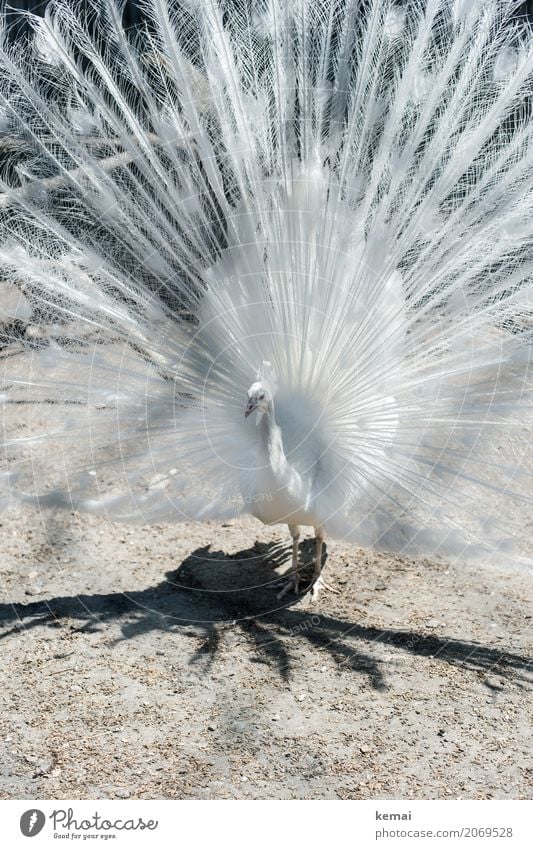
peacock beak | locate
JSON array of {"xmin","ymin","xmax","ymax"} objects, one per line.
[{"xmin": 245, "ymin": 402, "xmax": 256, "ymax": 418}]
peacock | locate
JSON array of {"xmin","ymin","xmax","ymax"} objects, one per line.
[{"xmin": 0, "ymin": 0, "xmax": 531, "ymax": 599}]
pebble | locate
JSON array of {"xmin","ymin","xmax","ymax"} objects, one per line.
[
  {"xmin": 114, "ymin": 788, "xmax": 130, "ymax": 798},
  {"xmin": 485, "ymin": 676, "xmax": 505, "ymax": 691},
  {"xmin": 32, "ymin": 756, "xmax": 54, "ymax": 776}
]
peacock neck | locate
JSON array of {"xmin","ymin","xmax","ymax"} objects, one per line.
[{"xmin": 259, "ymin": 406, "xmax": 288, "ymax": 476}]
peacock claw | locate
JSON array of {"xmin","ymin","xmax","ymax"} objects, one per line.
[
  {"xmin": 277, "ymin": 570, "xmax": 338, "ymax": 600},
  {"xmin": 276, "ymin": 570, "xmax": 303, "ymax": 599},
  {"xmin": 309, "ymin": 575, "xmax": 339, "ymax": 601}
]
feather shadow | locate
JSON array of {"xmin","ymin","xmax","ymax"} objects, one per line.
[{"xmin": 0, "ymin": 543, "xmax": 531, "ymax": 689}]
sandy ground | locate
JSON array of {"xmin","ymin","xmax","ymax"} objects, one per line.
[
  {"xmin": 0, "ymin": 329, "xmax": 532, "ymax": 799},
  {"xmin": 0, "ymin": 505, "xmax": 531, "ymax": 800}
]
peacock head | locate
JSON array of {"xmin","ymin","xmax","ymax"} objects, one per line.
[
  {"xmin": 245, "ymin": 361, "xmax": 278, "ymax": 420},
  {"xmin": 244, "ymin": 381, "xmax": 273, "ymax": 418}
]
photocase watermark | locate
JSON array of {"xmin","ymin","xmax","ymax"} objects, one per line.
[
  {"xmin": 20, "ymin": 809, "xmax": 46, "ymax": 837},
  {"xmin": 288, "ymin": 615, "xmax": 321, "ymax": 636},
  {"xmin": 225, "ymin": 492, "xmax": 273, "ymax": 505},
  {"xmin": 18, "ymin": 807, "xmax": 158, "ymax": 839}
]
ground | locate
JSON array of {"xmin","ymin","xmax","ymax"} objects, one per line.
[{"xmin": 0, "ymin": 509, "xmax": 531, "ymax": 800}]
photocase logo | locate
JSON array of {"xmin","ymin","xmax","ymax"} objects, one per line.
[{"xmin": 20, "ymin": 809, "xmax": 46, "ymax": 837}]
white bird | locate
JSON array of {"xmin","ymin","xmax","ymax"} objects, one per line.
[
  {"xmin": 0, "ymin": 0, "xmax": 532, "ymax": 598},
  {"xmin": 242, "ymin": 362, "xmax": 328, "ymax": 597}
]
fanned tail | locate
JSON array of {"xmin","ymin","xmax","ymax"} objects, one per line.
[{"xmin": 0, "ymin": 1, "xmax": 531, "ymax": 564}]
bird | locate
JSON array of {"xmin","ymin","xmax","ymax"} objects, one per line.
[
  {"xmin": 243, "ymin": 361, "xmax": 330, "ymax": 598},
  {"xmin": 0, "ymin": 0, "xmax": 532, "ymax": 600}
]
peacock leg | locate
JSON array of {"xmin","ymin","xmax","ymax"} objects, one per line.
[
  {"xmin": 289, "ymin": 524, "xmax": 300, "ymax": 572},
  {"xmin": 310, "ymin": 528, "xmax": 338, "ymax": 600},
  {"xmin": 277, "ymin": 524, "xmax": 302, "ymax": 598}
]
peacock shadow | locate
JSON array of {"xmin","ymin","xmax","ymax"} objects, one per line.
[{"xmin": 1, "ymin": 539, "xmax": 530, "ymax": 690}]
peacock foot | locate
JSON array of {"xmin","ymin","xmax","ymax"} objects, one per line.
[
  {"xmin": 277, "ymin": 569, "xmax": 338, "ymax": 600},
  {"xmin": 309, "ymin": 574, "xmax": 339, "ymax": 601},
  {"xmin": 276, "ymin": 569, "xmax": 304, "ymax": 599}
]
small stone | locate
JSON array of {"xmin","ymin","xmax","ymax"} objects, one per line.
[
  {"xmin": 296, "ymin": 693, "xmax": 306, "ymax": 702},
  {"xmin": 485, "ymin": 676, "xmax": 505, "ymax": 691},
  {"xmin": 114, "ymin": 788, "xmax": 130, "ymax": 798},
  {"xmin": 32, "ymin": 756, "xmax": 54, "ymax": 776},
  {"xmin": 271, "ymin": 715, "xmax": 280, "ymax": 721},
  {"xmin": 70, "ymin": 685, "xmax": 83, "ymax": 693}
]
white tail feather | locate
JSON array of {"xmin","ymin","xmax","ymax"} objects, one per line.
[{"xmin": 0, "ymin": 0, "xmax": 531, "ymax": 565}]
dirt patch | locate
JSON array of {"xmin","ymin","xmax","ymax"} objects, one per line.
[{"xmin": 1, "ymin": 508, "xmax": 531, "ymax": 799}]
